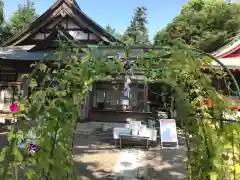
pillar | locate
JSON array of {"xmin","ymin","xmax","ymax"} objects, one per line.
[{"xmin": 144, "ymin": 83, "xmax": 149, "ymax": 112}]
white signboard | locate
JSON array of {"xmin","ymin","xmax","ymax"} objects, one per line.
[{"xmin": 159, "ymin": 119, "xmax": 179, "ymax": 149}]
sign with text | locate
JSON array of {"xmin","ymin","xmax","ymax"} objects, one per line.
[{"xmin": 159, "ymin": 119, "xmax": 179, "ymax": 149}]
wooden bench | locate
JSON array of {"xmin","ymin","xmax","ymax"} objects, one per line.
[{"xmin": 119, "ymin": 134, "xmax": 149, "ymax": 150}]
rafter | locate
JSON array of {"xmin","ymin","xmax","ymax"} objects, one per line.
[
  {"xmin": 28, "ymin": 29, "xmax": 59, "ymax": 51},
  {"xmin": 2, "ymin": 0, "xmax": 122, "ymax": 47}
]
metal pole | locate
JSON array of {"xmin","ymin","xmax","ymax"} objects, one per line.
[
  {"xmin": 192, "ymin": 48, "xmax": 240, "ymax": 100},
  {"xmin": 190, "ymin": 48, "xmax": 240, "ymax": 132}
]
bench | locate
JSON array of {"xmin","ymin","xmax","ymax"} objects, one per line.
[{"xmin": 119, "ymin": 134, "xmax": 149, "ymax": 150}]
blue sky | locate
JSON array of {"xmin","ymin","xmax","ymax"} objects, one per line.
[{"xmin": 3, "ymin": 0, "xmax": 189, "ymax": 41}]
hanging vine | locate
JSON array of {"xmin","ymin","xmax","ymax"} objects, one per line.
[
  {"xmin": 0, "ymin": 42, "xmax": 123, "ymax": 179},
  {"xmin": 0, "ymin": 39, "xmax": 239, "ymax": 180},
  {"xmin": 134, "ymin": 45, "xmax": 240, "ymax": 180}
]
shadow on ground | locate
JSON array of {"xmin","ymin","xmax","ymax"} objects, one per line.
[
  {"xmin": 144, "ymin": 147, "xmax": 186, "ymax": 180},
  {"xmin": 72, "ymin": 129, "xmax": 121, "ymax": 180},
  {"xmin": 0, "ymin": 128, "xmax": 186, "ymax": 180},
  {"xmin": 72, "ymin": 128, "xmax": 186, "ymax": 180}
]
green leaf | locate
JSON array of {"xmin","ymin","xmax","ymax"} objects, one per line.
[
  {"xmin": 33, "ymin": 91, "xmax": 46, "ymax": 112},
  {"xmin": 72, "ymin": 93, "xmax": 79, "ymax": 105},
  {"xmin": 39, "ymin": 63, "xmax": 47, "ymax": 72},
  {"xmin": 47, "ymin": 107, "xmax": 62, "ymax": 117},
  {"xmin": 152, "ymin": 68, "xmax": 160, "ymax": 72},
  {"xmin": 12, "ymin": 147, "xmax": 23, "ymax": 162},
  {"xmin": 71, "ymin": 55, "xmax": 78, "ymax": 62},
  {"xmin": 29, "ymin": 79, "xmax": 37, "ymax": 89},
  {"xmin": 209, "ymin": 172, "xmax": 217, "ymax": 180},
  {"xmin": 147, "ymin": 51, "xmax": 154, "ymax": 57},
  {"xmin": 224, "ymin": 143, "xmax": 232, "ymax": 149},
  {"xmin": 8, "ymin": 129, "xmax": 16, "ymax": 142},
  {"xmin": 24, "ymin": 168, "xmax": 35, "ymax": 179},
  {"xmin": 203, "ymin": 56, "xmax": 213, "ymax": 65},
  {"xmin": 20, "ymin": 74, "xmax": 29, "ymax": 79},
  {"xmin": 0, "ymin": 147, "xmax": 9, "ymax": 162},
  {"xmin": 212, "ymin": 158, "xmax": 221, "ymax": 169}
]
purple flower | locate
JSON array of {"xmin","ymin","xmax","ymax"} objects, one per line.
[
  {"xmin": 77, "ymin": 55, "xmax": 82, "ymax": 61},
  {"xmin": 54, "ymin": 84, "xmax": 63, "ymax": 90},
  {"xmin": 142, "ymin": 47, "xmax": 149, "ymax": 53},
  {"xmin": 29, "ymin": 143, "xmax": 36, "ymax": 153}
]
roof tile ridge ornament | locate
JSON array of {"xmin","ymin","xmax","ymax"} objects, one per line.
[
  {"xmin": 3, "ymin": 0, "xmax": 123, "ymax": 47},
  {"xmin": 60, "ymin": 9, "xmax": 67, "ymax": 16},
  {"xmin": 2, "ymin": 0, "xmax": 62, "ymax": 46},
  {"xmin": 2, "ymin": 0, "xmax": 79, "ymax": 47},
  {"xmin": 62, "ymin": 0, "xmax": 81, "ymax": 10},
  {"xmin": 72, "ymin": 4, "xmax": 124, "ymax": 44}
]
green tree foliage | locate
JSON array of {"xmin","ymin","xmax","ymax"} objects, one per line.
[
  {"xmin": 105, "ymin": 25, "xmax": 116, "ymax": 35},
  {"xmin": 122, "ymin": 7, "xmax": 150, "ymax": 45},
  {"xmin": 154, "ymin": 0, "xmax": 240, "ymax": 52},
  {"xmin": 0, "ymin": 24, "xmax": 13, "ymax": 43},
  {"xmin": 105, "ymin": 25, "xmax": 123, "ymax": 40},
  {"xmin": 0, "ymin": 0, "xmax": 12, "ymax": 43},
  {"xmin": 0, "ymin": 0, "xmax": 4, "ymax": 25},
  {"xmin": 8, "ymin": 0, "xmax": 38, "ymax": 35}
]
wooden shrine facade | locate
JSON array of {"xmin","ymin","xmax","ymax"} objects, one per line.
[{"xmin": 0, "ymin": 0, "xmax": 151, "ymax": 123}]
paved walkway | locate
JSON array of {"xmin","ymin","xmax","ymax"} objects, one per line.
[
  {"xmin": 113, "ymin": 148, "xmax": 147, "ymax": 179},
  {"xmin": 112, "ymin": 146, "xmax": 186, "ymax": 180},
  {"xmin": 146, "ymin": 146, "xmax": 186, "ymax": 180}
]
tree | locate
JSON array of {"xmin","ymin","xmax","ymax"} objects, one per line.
[
  {"xmin": 0, "ymin": 0, "xmax": 3, "ymax": 25},
  {"xmin": 122, "ymin": 7, "xmax": 150, "ymax": 45},
  {"xmin": 0, "ymin": 24, "xmax": 12, "ymax": 43},
  {"xmin": 105, "ymin": 25, "xmax": 116, "ymax": 35},
  {"xmin": 154, "ymin": 0, "xmax": 240, "ymax": 52},
  {"xmin": 8, "ymin": 0, "xmax": 38, "ymax": 35},
  {"xmin": 105, "ymin": 25, "xmax": 123, "ymax": 41},
  {"xmin": 0, "ymin": 0, "xmax": 11, "ymax": 43}
]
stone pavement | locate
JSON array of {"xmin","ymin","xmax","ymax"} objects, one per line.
[
  {"xmin": 111, "ymin": 145, "xmax": 186, "ymax": 180},
  {"xmin": 113, "ymin": 148, "xmax": 147, "ymax": 179},
  {"xmin": 145, "ymin": 146, "xmax": 186, "ymax": 180},
  {"xmin": 109, "ymin": 128, "xmax": 187, "ymax": 180}
]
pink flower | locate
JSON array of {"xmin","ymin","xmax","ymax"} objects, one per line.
[{"xmin": 9, "ymin": 103, "xmax": 19, "ymax": 113}]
